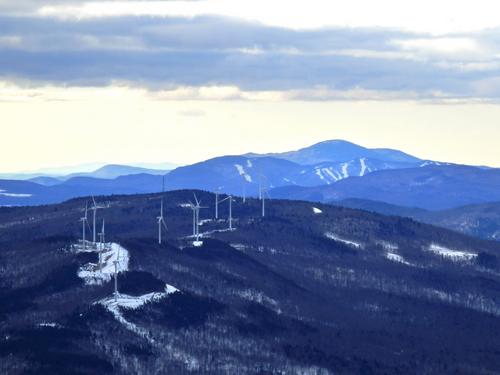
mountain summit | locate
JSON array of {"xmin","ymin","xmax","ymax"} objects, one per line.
[{"xmin": 250, "ymin": 139, "xmax": 422, "ymax": 165}]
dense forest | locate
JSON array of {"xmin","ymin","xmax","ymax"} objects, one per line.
[{"xmin": 0, "ymin": 190, "xmax": 499, "ymax": 374}]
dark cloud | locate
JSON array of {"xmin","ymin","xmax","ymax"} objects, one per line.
[{"xmin": 0, "ymin": 15, "xmax": 499, "ymax": 99}]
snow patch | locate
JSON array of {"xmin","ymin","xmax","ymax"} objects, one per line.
[
  {"xmin": 234, "ymin": 164, "xmax": 252, "ymax": 182},
  {"xmin": 99, "ymin": 284, "xmax": 179, "ymax": 341},
  {"xmin": 341, "ymin": 162, "xmax": 351, "ymax": 178},
  {"xmin": 231, "ymin": 243, "xmax": 249, "ymax": 251},
  {"xmin": 323, "ymin": 168, "xmax": 341, "ymax": 182},
  {"xmin": 325, "ymin": 233, "xmax": 363, "ymax": 249},
  {"xmin": 198, "ymin": 219, "xmax": 212, "ymax": 226},
  {"xmin": 77, "ymin": 243, "xmax": 129, "ymax": 285},
  {"xmin": 315, "ymin": 168, "xmax": 326, "ymax": 182},
  {"xmin": 246, "ymin": 159, "xmax": 253, "ymax": 168},
  {"xmin": 193, "ymin": 240, "xmax": 203, "ymax": 247},
  {"xmin": 178, "ymin": 203, "xmax": 192, "ymax": 208},
  {"xmin": 312, "ymin": 207, "xmax": 323, "ymax": 214},
  {"xmin": 359, "ymin": 158, "xmax": 371, "ymax": 176},
  {"xmin": 386, "ymin": 252, "xmax": 412, "ymax": 266},
  {"xmin": 427, "ymin": 243, "xmax": 477, "ymax": 261},
  {"xmin": 0, "ymin": 192, "xmax": 33, "ymax": 197},
  {"xmin": 420, "ymin": 161, "xmax": 445, "ymax": 167},
  {"xmin": 377, "ymin": 241, "xmax": 399, "ymax": 251}
]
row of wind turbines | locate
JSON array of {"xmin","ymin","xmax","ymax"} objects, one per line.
[{"xmin": 79, "ymin": 177, "xmax": 271, "ymax": 249}]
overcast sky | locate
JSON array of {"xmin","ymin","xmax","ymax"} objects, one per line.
[{"xmin": 1, "ymin": 0, "xmax": 500, "ymax": 172}]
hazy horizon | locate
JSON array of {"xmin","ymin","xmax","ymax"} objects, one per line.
[{"xmin": 2, "ymin": 136, "xmax": 498, "ymax": 175}]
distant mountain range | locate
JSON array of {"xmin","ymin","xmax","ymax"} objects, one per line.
[
  {"xmin": 0, "ymin": 163, "xmax": 175, "ymax": 182},
  {"xmin": 1, "ymin": 139, "xmax": 499, "ymax": 241},
  {"xmin": 270, "ymin": 164, "xmax": 500, "ymax": 210},
  {"xmin": 337, "ymin": 198, "xmax": 500, "ymax": 241}
]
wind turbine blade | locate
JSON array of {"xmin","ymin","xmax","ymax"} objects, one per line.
[
  {"xmin": 162, "ymin": 219, "xmax": 168, "ymax": 231},
  {"xmin": 193, "ymin": 193, "xmax": 200, "ymax": 206}
]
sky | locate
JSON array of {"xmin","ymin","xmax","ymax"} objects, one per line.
[{"xmin": 1, "ymin": 0, "xmax": 500, "ymax": 172}]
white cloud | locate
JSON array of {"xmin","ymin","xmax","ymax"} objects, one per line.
[
  {"xmin": 32, "ymin": 0, "xmax": 500, "ymax": 34},
  {"xmin": 392, "ymin": 37, "xmax": 487, "ymax": 60},
  {"xmin": 0, "ymin": 36, "xmax": 23, "ymax": 47}
]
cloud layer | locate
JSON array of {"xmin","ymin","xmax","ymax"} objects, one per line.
[{"xmin": 1, "ymin": 3, "xmax": 500, "ymax": 101}]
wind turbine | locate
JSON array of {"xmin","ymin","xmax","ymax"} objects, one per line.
[
  {"xmin": 80, "ymin": 202, "xmax": 88, "ymax": 250},
  {"xmin": 189, "ymin": 193, "xmax": 206, "ymax": 242},
  {"xmin": 218, "ymin": 194, "xmax": 235, "ymax": 230},
  {"xmin": 259, "ymin": 174, "xmax": 270, "ymax": 218},
  {"xmin": 215, "ymin": 187, "xmax": 221, "ymax": 220},
  {"xmin": 113, "ymin": 260, "xmax": 119, "ymax": 301},
  {"xmin": 90, "ymin": 196, "xmax": 105, "ymax": 244},
  {"xmin": 157, "ymin": 199, "xmax": 168, "ymax": 244},
  {"xmin": 98, "ymin": 219, "xmax": 105, "ymax": 270}
]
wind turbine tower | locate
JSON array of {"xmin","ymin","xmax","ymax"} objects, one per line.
[
  {"xmin": 189, "ymin": 193, "xmax": 206, "ymax": 242},
  {"xmin": 80, "ymin": 202, "xmax": 88, "ymax": 250},
  {"xmin": 259, "ymin": 174, "xmax": 269, "ymax": 218},
  {"xmin": 157, "ymin": 199, "xmax": 168, "ymax": 244},
  {"xmin": 91, "ymin": 196, "xmax": 105, "ymax": 244},
  {"xmin": 98, "ymin": 219, "xmax": 105, "ymax": 270},
  {"xmin": 113, "ymin": 260, "xmax": 119, "ymax": 301},
  {"xmin": 218, "ymin": 194, "xmax": 234, "ymax": 230},
  {"xmin": 215, "ymin": 188, "xmax": 220, "ymax": 220}
]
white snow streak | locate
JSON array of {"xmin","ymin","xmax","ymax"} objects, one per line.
[
  {"xmin": 386, "ymin": 252, "xmax": 412, "ymax": 266},
  {"xmin": 341, "ymin": 162, "xmax": 350, "ymax": 178},
  {"xmin": 377, "ymin": 241, "xmax": 399, "ymax": 251},
  {"xmin": 427, "ymin": 243, "xmax": 477, "ymax": 261},
  {"xmin": 312, "ymin": 207, "xmax": 323, "ymax": 214},
  {"xmin": 315, "ymin": 168, "xmax": 326, "ymax": 182},
  {"xmin": 325, "ymin": 233, "xmax": 363, "ymax": 249},
  {"xmin": 99, "ymin": 285, "xmax": 179, "ymax": 341},
  {"xmin": 323, "ymin": 168, "xmax": 340, "ymax": 182},
  {"xmin": 359, "ymin": 158, "xmax": 370, "ymax": 176},
  {"xmin": 0, "ymin": 192, "xmax": 32, "ymax": 197},
  {"xmin": 234, "ymin": 164, "xmax": 252, "ymax": 182}
]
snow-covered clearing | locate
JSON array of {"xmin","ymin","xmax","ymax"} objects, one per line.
[
  {"xmin": 385, "ymin": 252, "xmax": 412, "ymax": 266},
  {"xmin": 323, "ymin": 168, "xmax": 341, "ymax": 182},
  {"xmin": 0, "ymin": 192, "xmax": 32, "ymax": 197},
  {"xmin": 377, "ymin": 241, "xmax": 399, "ymax": 251},
  {"xmin": 99, "ymin": 285, "xmax": 179, "ymax": 341},
  {"xmin": 314, "ymin": 167, "xmax": 343, "ymax": 184},
  {"xmin": 427, "ymin": 243, "xmax": 477, "ymax": 261},
  {"xmin": 198, "ymin": 219, "xmax": 213, "ymax": 226},
  {"xmin": 341, "ymin": 162, "xmax": 351, "ymax": 178},
  {"xmin": 231, "ymin": 243, "xmax": 249, "ymax": 251},
  {"xmin": 77, "ymin": 243, "xmax": 129, "ymax": 285},
  {"xmin": 359, "ymin": 158, "xmax": 370, "ymax": 176},
  {"xmin": 234, "ymin": 164, "xmax": 252, "ymax": 182},
  {"xmin": 325, "ymin": 233, "xmax": 363, "ymax": 249},
  {"xmin": 312, "ymin": 207, "xmax": 323, "ymax": 214}
]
